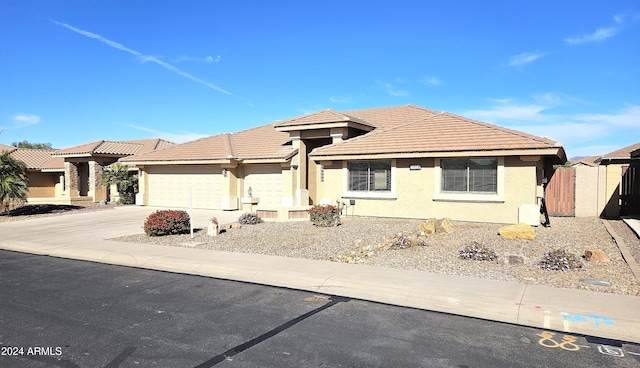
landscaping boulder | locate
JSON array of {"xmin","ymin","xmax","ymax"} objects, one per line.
[
  {"xmin": 499, "ymin": 223, "xmax": 535, "ymax": 241},
  {"xmin": 585, "ymin": 249, "xmax": 610, "ymax": 262},
  {"xmin": 418, "ymin": 218, "xmax": 453, "ymax": 235},
  {"xmin": 497, "ymin": 254, "xmax": 529, "ymax": 266},
  {"xmin": 418, "ymin": 219, "xmax": 436, "ymax": 235},
  {"xmin": 436, "ymin": 218, "xmax": 454, "ymax": 234}
]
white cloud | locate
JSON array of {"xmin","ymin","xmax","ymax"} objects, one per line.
[
  {"xmin": 565, "ymin": 26, "xmax": 619, "ymax": 44},
  {"xmin": 128, "ymin": 124, "xmax": 209, "ymax": 143},
  {"xmin": 422, "ymin": 76, "xmax": 441, "ymax": 86},
  {"xmin": 465, "ymin": 102, "xmax": 550, "ymax": 122},
  {"xmin": 508, "ymin": 51, "xmax": 547, "ymax": 67},
  {"xmin": 51, "ymin": 20, "xmax": 231, "ymax": 95},
  {"xmin": 462, "ymin": 97, "xmax": 640, "ymax": 157},
  {"xmin": 574, "ymin": 105, "xmax": 640, "ymax": 129},
  {"xmin": 375, "ymin": 80, "xmax": 408, "ymax": 97},
  {"xmin": 329, "ymin": 96, "xmax": 350, "ymax": 103},
  {"xmin": 565, "ymin": 15, "xmax": 625, "ymax": 45},
  {"xmin": 173, "ymin": 55, "xmax": 221, "ymax": 63},
  {"xmin": 12, "ymin": 114, "xmax": 41, "ymax": 127}
]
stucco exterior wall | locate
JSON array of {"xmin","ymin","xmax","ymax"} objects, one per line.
[
  {"xmin": 574, "ymin": 165, "xmax": 599, "ymax": 217},
  {"xmin": 318, "ymin": 156, "xmax": 541, "ymax": 224},
  {"xmin": 26, "ymin": 171, "xmax": 58, "ymax": 198},
  {"xmin": 600, "ymin": 163, "xmax": 625, "ymax": 218}
]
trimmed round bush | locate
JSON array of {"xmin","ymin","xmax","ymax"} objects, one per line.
[
  {"xmin": 307, "ymin": 204, "xmax": 340, "ymax": 227},
  {"xmin": 144, "ymin": 210, "xmax": 190, "ymax": 236},
  {"xmin": 534, "ymin": 249, "xmax": 582, "ymax": 271},
  {"xmin": 459, "ymin": 241, "xmax": 499, "ymax": 261},
  {"xmin": 238, "ymin": 212, "xmax": 263, "ymax": 225}
]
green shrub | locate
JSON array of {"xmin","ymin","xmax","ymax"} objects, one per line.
[
  {"xmin": 534, "ymin": 249, "xmax": 582, "ymax": 271},
  {"xmin": 459, "ymin": 241, "xmax": 499, "ymax": 261},
  {"xmin": 144, "ymin": 210, "xmax": 190, "ymax": 236},
  {"xmin": 307, "ymin": 204, "xmax": 340, "ymax": 227},
  {"xmin": 238, "ymin": 212, "xmax": 263, "ymax": 225}
]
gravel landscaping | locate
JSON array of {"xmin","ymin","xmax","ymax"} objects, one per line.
[
  {"xmin": 111, "ymin": 214, "xmax": 640, "ymax": 297},
  {"xmin": 3, "ymin": 204, "xmax": 638, "ymax": 296}
]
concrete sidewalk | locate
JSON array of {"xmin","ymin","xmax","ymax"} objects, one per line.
[{"xmin": 1, "ymin": 206, "xmax": 638, "ymax": 344}]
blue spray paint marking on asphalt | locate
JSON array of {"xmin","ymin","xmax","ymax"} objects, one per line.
[{"xmin": 562, "ymin": 313, "xmax": 615, "ymax": 327}]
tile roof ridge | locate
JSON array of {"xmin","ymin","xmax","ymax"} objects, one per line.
[
  {"xmin": 601, "ymin": 141, "xmax": 640, "ymax": 159},
  {"xmin": 236, "ymin": 122, "xmax": 277, "ymax": 133},
  {"xmin": 312, "ymin": 113, "xmax": 440, "ymax": 154},
  {"xmin": 440, "ymin": 111, "xmax": 562, "ymax": 146},
  {"xmin": 222, "ymin": 133, "xmax": 236, "ymax": 158}
]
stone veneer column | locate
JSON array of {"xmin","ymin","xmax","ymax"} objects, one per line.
[
  {"xmin": 64, "ymin": 162, "xmax": 79, "ymax": 198},
  {"xmin": 89, "ymin": 161, "xmax": 105, "ymax": 202}
]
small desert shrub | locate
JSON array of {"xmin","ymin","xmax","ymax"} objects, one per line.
[
  {"xmin": 386, "ymin": 233, "xmax": 428, "ymax": 250},
  {"xmin": 307, "ymin": 204, "xmax": 340, "ymax": 227},
  {"xmin": 459, "ymin": 241, "xmax": 499, "ymax": 261},
  {"xmin": 144, "ymin": 210, "xmax": 190, "ymax": 237},
  {"xmin": 534, "ymin": 249, "xmax": 582, "ymax": 271},
  {"xmin": 238, "ymin": 212, "xmax": 263, "ymax": 225}
]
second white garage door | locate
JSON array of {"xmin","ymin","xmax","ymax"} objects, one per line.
[
  {"xmin": 243, "ymin": 164, "xmax": 282, "ymax": 206},
  {"xmin": 146, "ymin": 165, "xmax": 222, "ymax": 209}
]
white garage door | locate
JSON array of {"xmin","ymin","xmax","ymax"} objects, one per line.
[
  {"xmin": 243, "ymin": 164, "xmax": 282, "ymax": 206},
  {"xmin": 146, "ymin": 165, "xmax": 222, "ymax": 209}
]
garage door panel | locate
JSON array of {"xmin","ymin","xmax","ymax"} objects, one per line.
[
  {"xmin": 147, "ymin": 165, "xmax": 222, "ymax": 209},
  {"xmin": 244, "ymin": 165, "xmax": 282, "ymax": 206}
]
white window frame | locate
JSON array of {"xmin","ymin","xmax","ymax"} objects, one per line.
[
  {"xmin": 342, "ymin": 159, "xmax": 397, "ymax": 199},
  {"xmin": 433, "ymin": 157, "xmax": 504, "ymax": 202}
]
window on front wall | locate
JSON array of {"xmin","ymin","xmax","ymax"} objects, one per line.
[
  {"xmin": 441, "ymin": 158, "xmax": 497, "ymax": 193},
  {"xmin": 348, "ymin": 160, "xmax": 391, "ymax": 192}
]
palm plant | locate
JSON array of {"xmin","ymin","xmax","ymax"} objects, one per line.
[
  {"xmin": 102, "ymin": 163, "xmax": 138, "ymax": 204},
  {"xmin": 0, "ymin": 151, "xmax": 28, "ymax": 213}
]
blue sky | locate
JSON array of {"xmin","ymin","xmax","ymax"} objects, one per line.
[{"xmin": 1, "ymin": 1, "xmax": 638, "ymax": 158}]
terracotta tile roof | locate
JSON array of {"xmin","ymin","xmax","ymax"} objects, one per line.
[
  {"xmin": 0, "ymin": 143, "xmax": 15, "ymax": 152},
  {"xmin": 123, "ymin": 105, "xmax": 566, "ymax": 164},
  {"xmin": 232, "ymin": 124, "xmax": 296, "ymax": 160},
  {"xmin": 573, "ymin": 155, "xmax": 600, "ymax": 167},
  {"xmin": 310, "ymin": 110, "xmax": 563, "ymax": 158},
  {"xmin": 122, "ymin": 124, "xmax": 294, "ymax": 163},
  {"xmin": 273, "ymin": 109, "xmax": 374, "ymax": 129},
  {"xmin": 53, "ymin": 139, "xmax": 175, "ymax": 157},
  {"xmin": 343, "ymin": 104, "xmax": 442, "ymax": 128},
  {"xmin": 9, "ymin": 148, "xmax": 64, "ymax": 170},
  {"xmin": 40, "ymin": 157, "xmax": 65, "ymax": 171},
  {"xmin": 599, "ymin": 142, "xmax": 640, "ymax": 160}
]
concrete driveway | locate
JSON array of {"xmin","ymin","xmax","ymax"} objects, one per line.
[{"xmin": 0, "ymin": 205, "xmax": 242, "ymax": 244}]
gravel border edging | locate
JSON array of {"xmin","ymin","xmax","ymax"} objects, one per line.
[{"xmin": 603, "ymin": 219, "xmax": 640, "ymax": 285}]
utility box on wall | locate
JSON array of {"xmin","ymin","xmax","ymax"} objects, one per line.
[{"xmin": 518, "ymin": 204, "xmax": 540, "ymax": 226}]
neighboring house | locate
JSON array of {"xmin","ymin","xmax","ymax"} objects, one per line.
[
  {"xmin": 595, "ymin": 142, "xmax": 640, "ymax": 217},
  {"xmin": 2, "ymin": 147, "xmax": 65, "ymax": 201},
  {"xmin": 572, "ymin": 142, "xmax": 640, "ymax": 218},
  {"xmin": 3, "ymin": 139, "xmax": 174, "ymax": 205},
  {"xmin": 122, "ymin": 105, "xmax": 566, "ymax": 224}
]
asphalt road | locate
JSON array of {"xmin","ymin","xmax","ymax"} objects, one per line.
[{"xmin": 1, "ymin": 250, "xmax": 639, "ymax": 368}]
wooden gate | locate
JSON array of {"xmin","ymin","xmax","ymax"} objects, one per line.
[
  {"xmin": 545, "ymin": 167, "xmax": 575, "ymax": 216},
  {"xmin": 621, "ymin": 166, "xmax": 640, "ymax": 215}
]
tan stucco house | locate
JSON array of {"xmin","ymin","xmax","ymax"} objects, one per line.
[
  {"xmin": 3, "ymin": 139, "xmax": 174, "ymax": 205},
  {"xmin": 122, "ymin": 105, "xmax": 566, "ymax": 224},
  {"xmin": 593, "ymin": 142, "xmax": 640, "ymax": 217}
]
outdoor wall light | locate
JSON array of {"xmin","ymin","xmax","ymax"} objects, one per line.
[{"xmin": 222, "ymin": 168, "xmax": 228, "ymax": 177}]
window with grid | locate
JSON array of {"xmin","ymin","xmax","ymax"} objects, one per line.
[
  {"xmin": 348, "ymin": 160, "xmax": 391, "ymax": 192},
  {"xmin": 441, "ymin": 158, "xmax": 497, "ymax": 193}
]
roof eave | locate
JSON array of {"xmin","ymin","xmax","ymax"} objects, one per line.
[
  {"xmin": 310, "ymin": 147, "xmax": 566, "ymax": 161},
  {"xmin": 274, "ymin": 121, "xmax": 375, "ymax": 133},
  {"xmin": 122, "ymin": 159, "xmax": 234, "ymax": 166}
]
